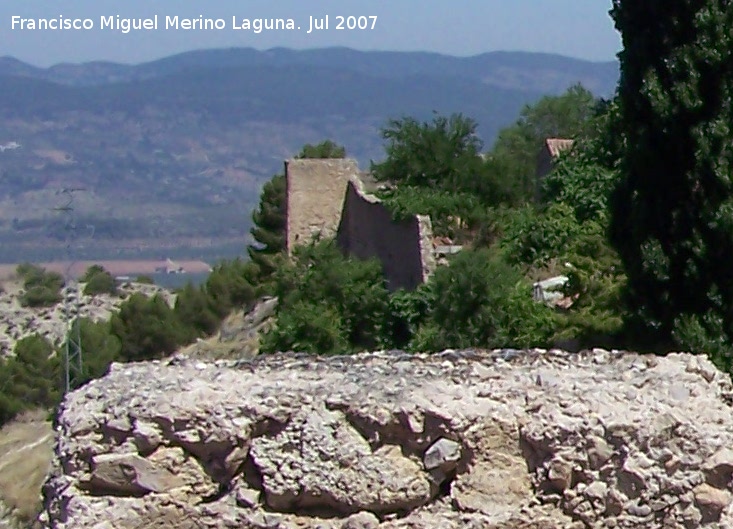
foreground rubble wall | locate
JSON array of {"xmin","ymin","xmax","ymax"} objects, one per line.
[{"xmin": 42, "ymin": 349, "xmax": 733, "ymax": 528}]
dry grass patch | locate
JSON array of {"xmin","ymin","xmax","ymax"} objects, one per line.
[{"xmin": 0, "ymin": 409, "xmax": 53, "ymax": 524}]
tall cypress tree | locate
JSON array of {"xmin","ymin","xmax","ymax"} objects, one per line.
[{"xmin": 609, "ymin": 1, "xmax": 733, "ymax": 345}]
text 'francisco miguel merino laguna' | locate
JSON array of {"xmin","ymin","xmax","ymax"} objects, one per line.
[{"xmin": 11, "ymin": 15, "xmax": 303, "ymax": 33}]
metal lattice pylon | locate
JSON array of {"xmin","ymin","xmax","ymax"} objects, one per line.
[{"xmin": 54, "ymin": 188, "xmax": 86, "ymax": 394}]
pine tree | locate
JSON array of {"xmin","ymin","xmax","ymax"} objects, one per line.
[{"xmin": 247, "ymin": 173, "xmax": 286, "ymax": 276}]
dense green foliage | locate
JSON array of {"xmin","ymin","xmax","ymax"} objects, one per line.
[
  {"xmin": 174, "ymin": 283, "xmax": 222, "ymax": 342},
  {"xmin": 490, "ymin": 84, "xmax": 598, "ymax": 202},
  {"xmin": 16, "ymin": 263, "xmax": 64, "ymax": 308},
  {"xmin": 64, "ymin": 318, "xmax": 122, "ymax": 387},
  {"xmin": 82, "ymin": 265, "xmax": 118, "ymax": 296},
  {"xmin": 371, "ymin": 113, "xmax": 513, "ymax": 237},
  {"xmin": 0, "ymin": 335, "xmax": 59, "ymax": 424},
  {"xmin": 261, "ymin": 240, "xmax": 390, "ymax": 355},
  {"xmin": 247, "ymin": 173, "xmax": 286, "ymax": 278},
  {"xmin": 411, "ymin": 249, "xmax": 557, "ymax": 351},
  {"xmin": 296, "ymin": 140, "xmax": 346, "ymax": 159},
  {"xmin": 205, "ymin": 258, "xmax": 258, "ymax": 316},
  {"xmin": 110, "ymin": 293, "xmax": 183, "ymax": 361},
  {"xmin": 378, "ymin": 187, "xmax": 484, "ymax": 241},
  {"xmin": 372, "ymin": 114, "xmax": 485, "ymax": 191},
  {"xmin": 609, "ymin": 0, "xmax": 733, "ymax": 361}
]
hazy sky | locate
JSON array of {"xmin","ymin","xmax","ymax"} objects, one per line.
[{"xmin": 1, "ymin": 1, "xmax": 620, "ymax": 67}]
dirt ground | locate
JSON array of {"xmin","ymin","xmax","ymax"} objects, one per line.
[
  {"xmin": 0, "ymin": 410, "xmax": 53, "ymax": 525},
  {"xmin": 0, "ymin": 260, "xmax": 212, "ymax": 280}
]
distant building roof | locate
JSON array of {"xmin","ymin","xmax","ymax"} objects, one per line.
[{"xmin": 545, "ymin": 138, "xmax": 574, "ymax": 158}]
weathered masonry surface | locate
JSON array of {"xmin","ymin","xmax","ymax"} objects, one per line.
[
  {"xmin": 285, "ymin": 158, "xmax": 357, "ymax": 253},
  {"xmin": 535, "ymin": 138, "xmax": 574, "ymax": 200},
  {"xmin": 285, "ymin": 158, "xmax": 435, "ymax": 291},
  {"xmin": 336, "ymin": 178, "xmax": 434, "ymax": 291}
]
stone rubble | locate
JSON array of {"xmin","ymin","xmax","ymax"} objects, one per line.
[{"xmin": 41, "ymin": 348, "xmax": 733, "ymax": 528}]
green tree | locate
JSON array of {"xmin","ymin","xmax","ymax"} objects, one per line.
[
  {"xmin": 0, "ymin": 335, "xmax": 59, "ymax": 425},
  {"xmin": 174, "ymin": 282, "xmax": 222, "ymax": 341},
  {"xmin": 204, "ymin": 258, "xmax": 257, "ymax": 316},
  {"xmin": 412, "ymin": 249, "xmax": 555, "ymax": 351},
  {"xmin": 500, "ymin": 203, "xmax": 584, "ymax": 267},
  {"xmin": 17, "ymin": 264, "xmax": 64, "ymax": 308},
  {"xmin": 247, "ymin": 173, "xmax": 286, "ymax": 276},
  {"xmin": 490, "ymin": 84, "xmax": 598, "ymax": 202},
  {"xmin": 64, "ymin": 318, "xmax": 121, "ymax": 388},
  {"xmin": 82, "ymin": 265, "xmax": 118, "ymax": 296},
  {"xmin": 541, "ymin": 151, "xmax": 619, "ymax": 224},
  {"xmin": 296, "ymin": 139, "xmax": 346, "ymax": 159},
  {"xmin": 110, "ymin": 293, "xmax": 184, "ymax": 361},
  {"xmin": 609, "ymin": 0, "xmax": 733, "ymax": 357},
  {"xmin": 260, "ymin": 301, "xmax": 349, "ymax": 355},
  {"xmin": 262, "ymin": 240, "xmax": 390, "ymax": 354},
  {"xmin": 371, "ymin": 113, "xmax": 485, "ymax": 192},
  {"xmin": 372, "ymin": 113, "xmax": 511, "ymax": 234}
]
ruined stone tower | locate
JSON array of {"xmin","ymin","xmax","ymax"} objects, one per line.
[{"xmin": 284, "ymin": 158, "xmax": 358, "ymax": 253}]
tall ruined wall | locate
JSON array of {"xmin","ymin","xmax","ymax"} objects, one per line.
[
  {"xmin": 336, "ymin": 178, "xmax": 435, "ymax": 291},
  {"xmin": 285, "ymin": 158, "xmax": 358, "ymax": 253}
]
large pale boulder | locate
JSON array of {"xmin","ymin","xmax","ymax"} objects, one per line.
[{"xmin": 41, "ymin": 349, "xmax": 733, "ymax": 528}]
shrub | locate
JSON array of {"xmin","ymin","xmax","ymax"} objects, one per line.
[
  {"xmin": 20, "ymin": 286, "xmax": 63, "ymax": 308},
  {"xmin": 541, "ymin": 153, "xmax": 618, "ymax": 223},
  {"xmin": 378, "ymin": 186, "xmax": 484, "ymax": 240},
  {"xmin": 672, "ymin": 312, "xmax": 733, "ymax": 373},
  {"xmin": 134, "ymin": 275, "xmax": 154, "ymax": 284},
  {"xmin": 550, "ymin": 232, "xmax": 626, "ymax": 348},
  {"xmin": 63, "ymin": 318, "xmax": 121, "ymax": 389},
  {"xmin": 205, "ymin": 258, "xmax": 257, "ymax": 317},
  {"xmin": 0, "ymin": 335, "xmax": 59, "ymax": 426},
  {"xmin": 16, "ymin": 264, "xmax": 64, "ymax": 308},
  {"xmin": 501, "ymin": 203, "xmax": 587, "ymax": 267},
  {"xmin": 265, "ymin": 240, "xmax": 390, "ymax": 354},
  {"xmin": 81, "ymin": 265, "xmax": 117, "ymax": 296},
  {"xmin": 174, "ymin": 283, "xmax": 222, "ymax": 342},
  {"xmin": 382, "ymin": 285, "xmax": 435, "ymax": 349},
  {"xmin": 413, "ymin": 249, "xmax": 556, "ymax": 351},
  {"xmin": 260, "ymin": 301, "xmax": 349, "ymax": 355},
  {"xmin": 110, "ymin": 293, "xmax": 185, "ymax": 361}
]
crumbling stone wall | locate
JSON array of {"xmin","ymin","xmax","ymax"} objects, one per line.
[
  {"xmin": 336, "ymin": 178, "xmax": 435, "ymax": 291},
  {"xmin": 285, "ymin": 158, "xmax": 358, "ymax": 253},
  {"xmin": 285, "ymin": 158, "xmax": 435, "ymax": 291},
  {"xmin": 43, "ymin": 349, "xmax": 733, "ymax": 528}
]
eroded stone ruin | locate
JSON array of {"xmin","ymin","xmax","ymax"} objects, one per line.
[{"xmin": 41, "ymin": 349, "xmax": 733, "ymax": 528}]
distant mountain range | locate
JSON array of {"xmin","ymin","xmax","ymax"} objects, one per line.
[
  {"xmin": 0, "ymin": 47, "xmax": 619, "ymax": 263},
  {"xmin": 0, "ymin": 47, "xmax": 618, "ymax": 94}
]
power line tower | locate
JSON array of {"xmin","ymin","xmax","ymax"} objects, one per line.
[{"xmin": 53, "ymin": 187, "xmax": 87, "ymax": 394}]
